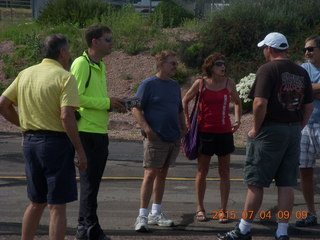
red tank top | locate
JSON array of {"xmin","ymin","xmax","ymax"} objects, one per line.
[{"xmin": 198, "ymin": 80, "xmax": 232, "ymax": 133}]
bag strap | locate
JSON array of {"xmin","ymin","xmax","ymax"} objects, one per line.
[
  {"xmin": 197, "ymin": 77, "xmax": 205, "ymax": 107},
  {"xmin": 189, "ymin": 78, "xmax": 204, "ymax": 117},
  {"xmin": 82, "ymin": 56, "xmax": 92, "ymax": 89},
  {"xmin": 75, "ymin": 56, "xmax": 91, "ymax": 117}
]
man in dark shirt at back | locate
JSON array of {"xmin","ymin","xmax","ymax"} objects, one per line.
[{"xmin": 217, "ymin": 32, "xmax": 314, "ymax": 240}]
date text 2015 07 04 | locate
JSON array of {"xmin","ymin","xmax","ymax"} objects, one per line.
[{"xmin": 211, "ymin": 210, "xmax": 308, "ymax": 220}]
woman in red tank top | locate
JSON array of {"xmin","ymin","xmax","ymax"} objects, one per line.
[{"xmin": 183, "ymin": 53, "xmax": 242, "ymax": 222}]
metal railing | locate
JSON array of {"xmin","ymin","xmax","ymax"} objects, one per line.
[
  {"xmin": 0, "ymin": 0, "xmax": 32, "ymax": 21},
  {"xmin": 0, "ymin": 0, "xmax": 31, "ymax": 8}
]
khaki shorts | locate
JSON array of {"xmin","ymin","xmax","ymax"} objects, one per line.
[{"xmin": 143, "ymin": 135, "xmax": 180, "ymax": 168}]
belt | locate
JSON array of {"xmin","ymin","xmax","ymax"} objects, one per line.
[{"xmin": 24, "ymin": 130, "xmax": 67, "ymax": 137}]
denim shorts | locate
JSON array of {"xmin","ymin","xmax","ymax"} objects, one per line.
[
  {"xmin": 23, "ymin": 131, "xmax": 77, "ymax": 204},
  {"xmin": 143, "ymin": 135, "xmax": 180, "ymax": 168},
  {"xmin": 244, "ymin": 123, "xmax": 301, "ymax": 187},
  {"xmin": 198, "ymin": 132, "xmax": 234, "ymax": 156}
]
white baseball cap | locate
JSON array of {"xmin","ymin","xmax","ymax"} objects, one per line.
[{"xmin": 257, "ymin": 32, "xmax": 289, "ymax": 50}]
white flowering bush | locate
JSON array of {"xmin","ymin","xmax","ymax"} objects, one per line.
[{"xmin": 236, "ymin": 73, "xmax": 256, "ymax": 110}]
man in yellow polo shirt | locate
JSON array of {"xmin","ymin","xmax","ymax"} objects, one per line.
[{"xmin": 0, "ymin": 34, "xmax": 87, "ymax": 240}]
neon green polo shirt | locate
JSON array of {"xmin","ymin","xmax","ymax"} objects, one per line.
[{"xmin": 71, "ymin": 51, "xmax": 111, "ymax": 134}]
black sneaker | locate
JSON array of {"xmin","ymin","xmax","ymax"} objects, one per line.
[
  {"xmin": 97, "ymin": 230, "xmax": 111, "ymax": 240},
  {"xmin": 75, "ymin": 225, "xmax": 87, "ymax": 240},
  {"xmin": 295, "ymin": 212, "xmax": 317, "ymax": 227},
  {"xmin": 217, "ymin": 225, "xmax": 252, "ymax": 240},
  {"xmin": 275, "ymin": 235, "xmax": 289, "ymax": 240},
  {"xmin": 75, "ymin": 224, "xmax": 111, "ymax": 240}
]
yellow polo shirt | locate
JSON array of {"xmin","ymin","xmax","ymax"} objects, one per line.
[{"xmin": 2, "ymin": 58, "xmax": 80, "ymax": 132}]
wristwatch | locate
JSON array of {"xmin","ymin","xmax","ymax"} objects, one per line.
[{"xmin": 235, "ymin": 120, "xmax": 241, "ymax": 124}]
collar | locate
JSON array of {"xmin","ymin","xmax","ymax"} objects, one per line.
[{"xmin": 42, "ymin": 58, "xmax": 64, "ymax": 68}]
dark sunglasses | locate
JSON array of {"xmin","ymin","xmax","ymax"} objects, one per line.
[
  {"xmin": 165, "ymin": 61, "xmax": 178, "ymax": 66},
  {"xmin": 214, "ymin": 61, "xmax": 226, "ymax": 67},
  {"xmin": 303, "ymin": 46, "xmax": 319, "ymax": 53},
  {"xmin": 100, "ymin": 37, "xmax": 113, "ymax": 43}
]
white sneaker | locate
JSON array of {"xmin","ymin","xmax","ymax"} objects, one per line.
[
  {"xmin": 134, "ymin": 215, "xmax": 149, "ymax": 232},
  {"xmin": 148, "ymin": 212, "xmax": 174, "ymax": 227}
]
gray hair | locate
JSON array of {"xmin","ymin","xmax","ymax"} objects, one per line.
[
  {"xmin": 305, "ymin": 36, "xmax": 320, "ymax": 48},
  {"xmin": 42, "ymin": 34, "xmax": 68, "ymax": 60}
]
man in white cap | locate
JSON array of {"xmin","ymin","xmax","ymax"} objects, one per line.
[{"xmin": 217, "ymin": 32, "xmax": 314, "ymax": 240}]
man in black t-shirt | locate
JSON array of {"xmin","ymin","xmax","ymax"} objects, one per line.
[{"xmin": 217, "ymin": 32, "xmax": 314, "ymax": 240}]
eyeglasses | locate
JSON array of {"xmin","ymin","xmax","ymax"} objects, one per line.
[
  {"xmin": 214, "ymin": 61, "xmax": 226, "ymax": 67},
  {"xmin": 165, "ymin": 61, "xmax": 178, "ymax": 66},
  {"xmin": 100, "ymin": 37, "xmax": 113, "ymax": 43},
  {"xmin": 303, "ymin": 46, "xmax": 319, "ymax": 53}
]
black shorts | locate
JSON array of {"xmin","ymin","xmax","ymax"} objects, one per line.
[
  {"xmin": 198, "ymin": 132, "xmax": 234, "ymax": 156},
  {"xmin": 23, "ymin": 131, "xmax": 77, "ymax": 204}
]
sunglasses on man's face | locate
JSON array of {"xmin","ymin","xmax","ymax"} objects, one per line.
[
  {"xmin": 165, "ymin": 61, "xmax": 178, "ymax": 66},
  {"xmin": 214, "ymin": 61, "xmax": 226, "ymax": 67},
  {"xmin": 99, "ymin": 37, "xmax": 113, "ymax": 43},
  {"xmin": 303, "ymin": 46, "xmax": 319, "ymax": 53}
]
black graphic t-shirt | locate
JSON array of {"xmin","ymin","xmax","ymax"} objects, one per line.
[{"xmin": 249, "ymin": 59, "xmax": 313, "ymax": 123}]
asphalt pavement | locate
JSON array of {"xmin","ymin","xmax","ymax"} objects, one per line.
[{"xmin": 0, "ymin": 132, "xmax": 319, "ymax": 240}]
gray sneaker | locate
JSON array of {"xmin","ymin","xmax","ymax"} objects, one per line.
[
  {"xmin": 134, "ymin": 215, "xmax": 149, "ymax": 232},
  {"xmin": 295, "ymin": 212, "xmax": 317, "ymax": 227},
  {"xmin": 148, "ymin": 212, "xmax": 174, "ymax": 227}
]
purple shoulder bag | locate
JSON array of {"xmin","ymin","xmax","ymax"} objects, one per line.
[{"xmin": 181, "ymin": 79, "xmax": 204, "ymax": 160}]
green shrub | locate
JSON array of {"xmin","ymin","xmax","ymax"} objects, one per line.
[
  {"xmin": 1, "ymin": 30, "xmax": 42, "ymax": 80},
  {"xmin": 150, "ymin": 36, "xmax": 178, "ymax": 56},
  {"xmin": 181, "ymin": 18, "xmax": 203, "ymax": 32},
  {"xmin": 101, "ymin": 5, "xmax": 159, "ymax": 55},
  {"xmin": 152, "ymin": 0, "xmax": 194, "ymax": 28},
  {"xmin": 133, "ymin": 82, "xmax": 140, "ymax": 93},
  {"xmin": 18, "ymin": 32, "xmax": 42, "ymax": 62},
  {"xmin": 45, "ymin": 24, "xmax": 85, "ymax": 58},
  {"xmin": 174, "ymin": 63, "xmax": 190, "ymax": 85},
  {"xmin": 178, "ymin": 41, "xmax": 207, "ymax": 69},
  {"xmin": 0, "ymin": 21, "xmax": 42, "ymax": 44},
  {"xmin": 2, "ymin": 53, "xmax": 27, "ymax": 80},
  {"xmin": 37, "ymin": 0, "xmax": 116, "ymax": 27},
  {"xmin": 197, "ymin": 0, "xmax": 320, "ymax": 81},
  {"xmin": 0, "ymin": 82, "xmax": 5, "ymax": 95},
  {"xmin": 2, "ymin": 54, "xmax": 17, "ymax": 79}
]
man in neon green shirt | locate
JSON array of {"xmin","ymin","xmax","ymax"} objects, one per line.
[
  {"xmin": 0, "ymin": 34, "xmax": 87, "ymax": 240},
  {"xmin": 71, "ymin": 24, "xmax": 125, "ymax": 240}
]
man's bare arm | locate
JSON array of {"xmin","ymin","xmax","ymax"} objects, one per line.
[
  {"xmin": 60, "ymin": 106, "xmax": 87, "ymax": 171},
  {"xmin": 0, "ymin": 96, "xmax": 19, "ymax": 126},
  {"xmin": 179, "ymin": 111, "xmax": 187, "ymax": 137},
  {"xmin": 300, "ymin": 102, "xmax": 313, "ymax": 129},
  {"xmin": 248, "ymin": 97, "xmax": 268, "ymax": 138},
  {"xmin": 132, "ymin": 107, "xmax": 156, "ymax": 140}
]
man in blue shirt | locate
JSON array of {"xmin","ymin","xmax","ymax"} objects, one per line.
[
  {"xmin": 296, "ymin": 35, "xmax": 320, "ymax": 227},
  {"xmin": 132, "ymin": 50, "xmax": 187, "ymax": 232}
]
